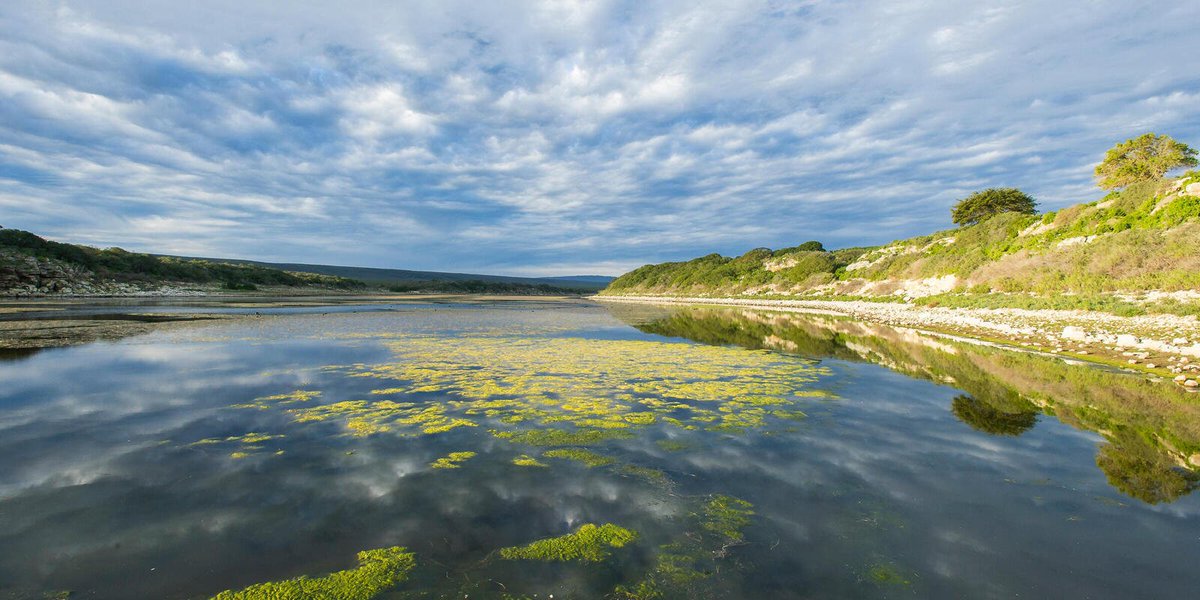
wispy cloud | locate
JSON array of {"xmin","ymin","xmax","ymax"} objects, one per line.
[{"xmin": 0, "ymin": 1, "xmax": 1196, "ymax": 275}]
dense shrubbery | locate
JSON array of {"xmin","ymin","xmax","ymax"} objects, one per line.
[
  {"xmin": 604, "ymin": 241, "xmax": 869, "ymax": 295},
  {"xmin": 0, "ymin": 228, "xmax": 364, "ymax": 289}
]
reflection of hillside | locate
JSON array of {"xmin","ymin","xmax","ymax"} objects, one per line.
[{"xmin": 610, "ymin": 304, "xmax": 1200, "ymax": 504}]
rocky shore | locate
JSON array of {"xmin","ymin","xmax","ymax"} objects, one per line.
[{"xmin": 596, "ymin": 295, "xmax": 1200, "ymax": 389}]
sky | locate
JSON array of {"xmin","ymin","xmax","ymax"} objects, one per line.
[{"xmin": 0, "ymin": 1, "xmax": 1197, "ymax": 277}]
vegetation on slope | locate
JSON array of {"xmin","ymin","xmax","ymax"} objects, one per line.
[
  {"xmin": 602, "ymin": 170, "xmax": 1200, "ymax": 310},
  {"xmin": 0, "ymin": 228, "xmax": 587, "ymax": 295},
  {"xmin": 1, "ymin": 228, "xmax": 364, "ymax": 290}
]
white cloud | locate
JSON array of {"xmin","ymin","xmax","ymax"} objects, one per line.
[{"xmin": 0, "ymin": 0, "xmax": 1195, "ymax": 274}]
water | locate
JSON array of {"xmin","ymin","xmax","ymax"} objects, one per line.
[{"xmin": 1, "ymin": 300, "xmax": 1198, "ymax": 599}]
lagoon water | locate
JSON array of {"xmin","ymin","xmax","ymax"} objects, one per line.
[{"xmin": 1, "ymin": 300, "xmax": 1198, "ymax": 599}]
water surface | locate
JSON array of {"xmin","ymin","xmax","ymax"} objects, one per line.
[{"xmin": 1, "ymin": 301, "xmax": 1198, "ymax": 599}]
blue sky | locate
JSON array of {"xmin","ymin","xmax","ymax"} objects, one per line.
[{"xmin": 1, "ymin": 1, "xmax": 1197, "ymax": 276}]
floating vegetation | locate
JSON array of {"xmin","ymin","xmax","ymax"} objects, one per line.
[
  {"xmin": 700, "ymin": 495, "xmax": 755, "ymax": 542},
  {"xmin": 233, "ymin": 390, "xmax": 321, "ymax": 409},
  {"xmin": 430, "ymin": 451, "xmax": 476, "ymax": 469},
  {"xmin": 209, "ymin": 546, "xmax": 415, "ymax": 600},
  {"xmin": 242, "ymin": 334, "xmax": 831, "ymax": 446},
  {"xmin": 512, "ymin": 454, "xmax": 548, "ymax": 467},
  {"xmin": 542, "ymin": 448, "xmax": 614, "ymax": 467},
  {"xmin": 188, "ymin": 432, "xmax": 284, "ymax": 459},
  {"xmin": 491, "ymin": 428, "xmax": 633, "ymax": 446},
  {"xmin": 189, "ymin": 432, "xmax": 283, "ymax": 447},
  {"xmin": 499, "ymin": 523, "xmax": 637, "ymax": 562}
]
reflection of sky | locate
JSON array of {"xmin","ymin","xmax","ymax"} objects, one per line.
[{"xmin": 1, "ymin": 304, "xmax": 1199, "ymax": 598}]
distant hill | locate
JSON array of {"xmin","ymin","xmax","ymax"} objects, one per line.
[
  {"xmin": 0, "ymin": 229, "xmax": 610, "ymax": 296},
  {"xmin": 168, "ymin": 257, "xmax": 613, "ymax": 292},
  {"xmin": 602, "ymin": 172, "xmax": 1200, "ymax": 315}
]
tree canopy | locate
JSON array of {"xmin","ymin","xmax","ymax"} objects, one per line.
[
  {"xmin": 1095, "ymin": 133, "xmax": 1198, "ymax": 190},
  {"xmin": 951, "ymin": 188, "xmax": 1037, "ymax": 226}
]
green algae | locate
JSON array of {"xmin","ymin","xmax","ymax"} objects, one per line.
[
  {"xmin": 614, "ymin": 494, "xmax": 756, "ymax": 599},
  {"xmin": 188, "ymin": 432, "xmax": 284, "ymax": 459},
  {"xmin": 542, "ymin": 448, "xmax": 614, "ymax": 467},
  {"xmin": 512, "ymin": 454, "xmax": 548, "ymax": 467},
  {"xmin": 430, "ymin": 451, "xmax": 476, "ymax": 469},
  {"xmin": 621, "ymin": 465, "xmax": 671, "ymax": 485},
  {"xmin": 865, "ymin": 562, "xmax": 913, "ymax": 587},
  {"xmin": 491, "ymin": 428, "xmax": 633, "ymax": 446},
  {"xmin": 254, "ymin": 334, "xmax": 832, "ymax": 443},
  {"xmin": 656, "ymin": 439, "xmax": 690, "ymax": 452},
  {"xmin": 499, "ymin": 523, "xmax": 637, "ymax": 562},
  {"xmin": 209, "ymin": 546, "xmax": 415, "ymax": 600},
  {"xmin": 699, "ymin": 495, "xmax": 755, "ymax": 542}
]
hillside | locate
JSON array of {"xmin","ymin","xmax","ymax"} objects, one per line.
[
  {"xmin": 0, "ymin": 230, "xmax": 594, "ymax": 297},
  {"xmin": 0, "ymin": 229, "xmax": 367, "ymax": 295},
  {"xmin": 167, "ymin": 257, "xmax": 612, "ymax": 291},
  {"xmin": 603, "ymin": 173, "xmax": 1200, "ymax": 315}
]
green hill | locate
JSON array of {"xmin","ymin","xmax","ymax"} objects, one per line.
[
  {"xmin": 0, "ymin": 230, "xmax": 597, "ymax": 296},
  {"xmin": 164, "ymin": 256, "xmax": 611, "ymax": 292},
  {"xmin": 602, "ymin": 172, "xmax": 1200, "ymax": 315},
  {"xmin": 0, "ymin": 228, "xmax": 365, "ymax": 294}
]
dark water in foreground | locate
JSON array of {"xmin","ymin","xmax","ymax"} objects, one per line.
[{"xmin": 1, "ymin": 301, "xmax": 1198, "ymax": 599}]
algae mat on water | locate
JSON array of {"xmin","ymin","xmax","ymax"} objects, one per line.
[
  {"xmin": 237, "ymin": 334, "xmax": 831, "ymax": 444},
  {"xmin": 209, "ymin": 546, "xmax": 415, "ymax": 600},
  {"xmin": 499, "ymin": 523, "xmax": 638, "ymax": 562}
]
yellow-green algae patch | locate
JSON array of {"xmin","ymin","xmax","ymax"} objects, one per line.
[
  {"xmin": 242, "ymin": 334, "xmax": 832, "ymax": 449},
  {"xmin": 430, "ymin": 451, "xmax": 476, "ymax": 469},
  {"xmin": 542, "ymin": 448, "xmax": 614, "ymax": 467},
  {"xmin": 209, "ymin": 546, "xmax": 415, "ymax": 600},
  {"xmin": 499, "ymin": 523, "xmax": 637, "ymax": 562},
  {"xmin": 512, "ymin": 454, "xmax": 548, "ymax": 467},
  {"xmin": 233, "ymin": 390, "xmax": 322, "ymax": 409}
]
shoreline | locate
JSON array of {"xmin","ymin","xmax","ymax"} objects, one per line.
[{"xmin": 595, "ymin": 294, "xmax": 1200, "ymax": 389}]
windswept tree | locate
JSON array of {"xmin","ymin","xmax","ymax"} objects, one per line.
[
  {"xmin": 951, "ymin": 188, "xmax": 1036, "ymax": 226},
  {"xmin": 1095, "ymin": 133, "xmax": 1198, "ymax": 190}
]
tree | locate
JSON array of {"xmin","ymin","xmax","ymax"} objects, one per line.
[
  {"xmin": 951, "ymin": 188, "xmax": 1036, "ymax": 226},
  {"xmin": 1095, "ymin": 133, "xmax": 1198, "ymax": 190}
]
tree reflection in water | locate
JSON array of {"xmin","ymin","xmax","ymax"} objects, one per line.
[{"xmin": 611, "ymin": 303, "xmax": 1200, "ymax": 504}]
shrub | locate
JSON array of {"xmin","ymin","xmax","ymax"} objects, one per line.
[{"xmin": 951, "ymin": 188, "xmax": 1037, "ymax": 226}]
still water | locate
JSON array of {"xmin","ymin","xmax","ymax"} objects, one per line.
[{"xmin": 1, "ymin": 300, "xmax": 1198, "ymax": 599}]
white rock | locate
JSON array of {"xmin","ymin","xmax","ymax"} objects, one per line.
[
  {"xmin": 1186, "ymin": 182, "xmax": 1200, "ymax": 196},
  {"xmin": 1116, "ymin": 334, "xmax": 1140, "ymax": 347},
  {"xmin": 1061, "ymin": 326, "xmax": 1088, "ymax": 341},
  {"xmin": 1186, "ymin": 380, "xmax": 1200, "ymax": 388}
]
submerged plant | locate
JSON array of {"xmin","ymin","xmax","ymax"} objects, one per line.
[
  {"xmin": 499, "ymin": 523, "xmax": 637, "ymax": 562},
  {"xmin": 700, "ymin": 495, "xmax": 755, "ymax": 542},
  {"xmin": 209, "ymin": 546, "xmax": 415, "ymax": 600},
  {"xmin": 614, "ymin": 494, "xmax": 756, "ymax": 599}
]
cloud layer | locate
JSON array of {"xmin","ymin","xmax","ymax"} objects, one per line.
[{"xmin": 1, "ymin": 1, "xmax": 1197, "ymax": 275}]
